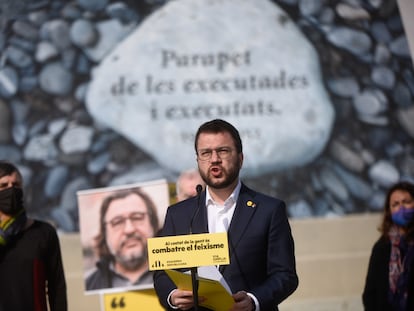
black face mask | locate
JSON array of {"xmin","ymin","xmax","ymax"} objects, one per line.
[{"xmin": 0, "ymin": 187, "xmax": 24, "ymax": 215}]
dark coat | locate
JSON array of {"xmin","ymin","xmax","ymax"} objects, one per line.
[
  {"xmin": 154, "ymin": 183, "xmax": 298, "ymax": 311},
  {"xmin": 362, "ymin": 237, "xmax": 414, "ymax": 311}
]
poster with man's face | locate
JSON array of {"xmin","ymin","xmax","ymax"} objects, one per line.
[{"xmin": 77, "ymin": 179, "xmax": 169, "ymax": 294}]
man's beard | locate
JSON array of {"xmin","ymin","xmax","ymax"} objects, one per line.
[
  {"xmin": 200, "ymin": 160, "xmax": 241, "ymax": 189},
  {"xmin": 114, "ymin": 236, "xmax": 148, "ymax": 271}
]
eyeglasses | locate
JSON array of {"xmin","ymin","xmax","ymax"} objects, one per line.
[
  {"xmin": 197, "ymin": 147, "xmax": 233, "ymax": 161},
  {"xmin": 105, "ymin": 212, "xmax": 148, "ymax": 231}
]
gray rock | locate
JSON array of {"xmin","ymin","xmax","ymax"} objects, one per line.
[
  {"xmin": 5, "ymin": 45, "xmax": 33, "ymax": 68},
  {"xmin": 28, "ymin": 120, "xmax": 49, "ymax": 137},
  {"xmin": 109, "ymin": 161, "xmax": 166, "ymax": 186},
  {"xmin": 371, "ymin": 21, "xmax": 392, "ymax": 44},
  {"xmin": 374, "ymin": 44, "xmax": 391, "ymax": 64},
  {"xmin": 70, "ymin": 19, "xmax": 98, "ymax": 47},
  {"xmin": 368, "ymin": 160, "xmax": 400, "ymax": 188},
  {"xmin": 392, "ymin": 82, "xmax": 412, "ymax": 108},
  {"xmin": 74, "ymin": 82, "xmax": 88, "ymax": 102},
  {"xmin": 75, "ymin": 53, "xmax": 91, "ymax": 74},
  {"xmin": 39, "ymin": 62, "xmax": 73, "ymax": 95},
  {"xmin": 12, "ymin": 123, "xmax": 28, "ymax": 146},
  {"xmin": 389, "ymin": 35, "xmax": 411, "ymax": 58},
  {"xmin": 9, "ymin": 99, "xmax": 29, "ymax": 123},
  {"xmin": 0, "ymin": 100, "xmax": 11, "ymax": 143},
  {"xmin": 23, "ymin": 134, "xmax": 59, "ymax": 162},
  {"xmin": 59, "ymin": 125, "xmax": 94, "ymax": 154},
  {"xmin": 396, "ymin": 106, "xmax": 414, "ymax": 139},
  {"xmin": 288, "ymin": 199, "xmax": 313, "ymax": 218},
  {"xmin": 61, "ymin": 3, "xmax": 83, "ymax": 19},
  {"xmin": 60, "ymin": 176, "xmax": 92, "ymax": 211},
  {"xmin": 27, "ymin": 10, "xmax": 49, "ymax": 27},
  {"xmin": 82, "ymin": 19, "xmax": 136, "ymax": 62},
  {"xmin": 353, "ymin": 89, "xmax": 387, "ymax": 116},
  {"xmin": 319, "ymin": 7, "xmax": 335, "ymax": 24},
  {"xmin": 319, "ymin": 168, "xmax": 349, "ymax": 202},
  {"xmin": 326, "ymin": 26, "xmax": 372, "ymax": 56},
  {"xmin": 45, "ymin": 165, "xmax": 69, "ymax": 199},
  {"xmin": 48, "ymin": 118, "xmax": 67, "ymax": 136},
  {"xmin": 86, "ymin": 0, "xmax": 335, "ymax": 177},
  {"xmin": 371, "ymin": 65, "xmax": 395, "ymax": 90},
  {"xmin": 9, "ymin": 36, "xmax": 36, "ymax": 52},
  {"xmin": 335, "ymin": 3, "xmax": 370, "ymax": 20},
  {"xmin": 0, "ymin": 144, "xmax": 22, "ymax": 163},
  {"xmin": 327, "ymin": 77, "xmax": 359, "ymax": 97},
  {"xmin": 329, "ymin": 140, "xmax": 365, "ymax": 173},
  {"xmin": 35, "ymin": 41, "xmax": 59, "ymax": 62},
  {"xmin": 368, "ymin": 190, "xmax": 386, "ymax": 211},
  {"xmin": 106, "ymin": 2, "xmax": 140, "ymax": 23},
  {"xmin": 0, "ymin": 66, "xmax": 18, "ymax": 98},
  {"xmin": 19, "ymin": 75, "xmax": 38, "ymax": 92},
  {"xmin": 51, "ymin": 208, "xmax": 75, "ymax": 231},
  {"xmin": 368, "ymin": 0, "xmax": 383, "ymax": 9},
  {"xmin": 41, "ymin": 19, "xmax": 71, "ymax": 50},
  {"xmin": 12, "ymin": 20, "xmax": 39, "ymax": 41},
  {"xmin": 77, "ymin": 0, "xmax": 109, "ymax": 12},
  {"xmin": 299, "ymin": 0, "xmax": 322, "ymax": 16},
  {"xmin": 87, "ymin": 152, "xmax": 110, "ymax": 174},
  {"xmin": 333, "ymin": 165, "xmax": 373, "ymax": 201}
]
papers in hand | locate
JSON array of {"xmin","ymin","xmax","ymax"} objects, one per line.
[{"xmin": 166, "ymin": 266, "xmax": 233, "ymax": 311}]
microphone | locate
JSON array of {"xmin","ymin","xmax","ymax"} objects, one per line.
[
  {"xmin": 190, "ymin": 184, "xmax": 203, "ymax": 311},
  {"xmin": 189, "ymin": 184, "xmax": 203, "ymax": 234},
  {"xmin": 196, "ymin": 184, "xmax": 203, "ymax": 196}
]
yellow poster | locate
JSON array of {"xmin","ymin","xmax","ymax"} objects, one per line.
[
  {"xmin": 148, "ymin": 232, "xmax": 229, "ymax": 270},
  {"xmin": 103, "ymin": 289, "xmax": 164, "ymax": 311},
  {"xmin": 165, "ymin": 269, "xmax": 234, "ymax": 311}
]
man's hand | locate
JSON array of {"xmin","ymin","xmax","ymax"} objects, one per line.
[
  {"xmin": 170, "ymin": 289, "xmax": 205, "ymax": 310},
  {"xmin": 230, "ymin": 291, "xmax": 255, "ymax": 311}
]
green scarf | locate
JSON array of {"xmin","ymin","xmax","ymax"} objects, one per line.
[{"xmin": 0, "ymin": 209, "xmax": 27, "ymax": 247}]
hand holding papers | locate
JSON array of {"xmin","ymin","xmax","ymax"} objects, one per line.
[
  {"xmin": 166, "ymin": 266, "xmax": 234, "ymax": 311},
  {"xmin": 148, "ymin": 232, "xmax": 232, "ymax": 310}
]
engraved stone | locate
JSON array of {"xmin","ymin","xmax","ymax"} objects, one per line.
[{"xmin": 86, "ymin": 0, "xmax": 335, "ymax": 177}]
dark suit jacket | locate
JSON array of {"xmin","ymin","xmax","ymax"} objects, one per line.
[{"xmin": 154, "ymin": 183, "xmax": 298, "ymax": 311}]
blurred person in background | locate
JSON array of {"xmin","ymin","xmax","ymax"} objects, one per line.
[
  {"xmin": 0, "ymin": 160, "xmax": 67, "ymax": 311},
  {"xmin": 363, "ymin": 181, "xmax": 414, "ymax": 311},
  {"xmin": 176, "ymin": 168, "xmax": 205, "ymax": 202}
]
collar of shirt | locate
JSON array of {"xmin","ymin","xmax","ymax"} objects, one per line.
[{"xmin": 206, "ymin": 180, "xmax": 241, "ymax": 232}]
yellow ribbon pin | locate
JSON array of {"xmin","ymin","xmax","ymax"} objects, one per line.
[{"xmin": 247, "ymin": 200, "xmax": 256, "ymax": 208}]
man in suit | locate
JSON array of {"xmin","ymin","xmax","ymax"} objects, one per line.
[{"xmin": 154, "ymin": 119, "xmax": 298, "ymax": 311}]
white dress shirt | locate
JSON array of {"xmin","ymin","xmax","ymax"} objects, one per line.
[{"xmin": 206, "ymin": 180, "xmax": 241, "ymax": 233}]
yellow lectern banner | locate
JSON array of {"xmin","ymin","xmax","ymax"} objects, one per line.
[
  {"xmin": 148, "ymin": 232, "xmax": 229, "ymax": 270},
  {"xmin": 103, "ymin": 289, "xmax": 163, "ymax": 311}
]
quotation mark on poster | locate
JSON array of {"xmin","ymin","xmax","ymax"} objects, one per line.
[{"xmin": 111, "ymin": 297, "xmax": 125, "ymax": 309}]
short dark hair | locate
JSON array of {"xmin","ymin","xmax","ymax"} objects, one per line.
[
  {"xmin": 194, "ymin": 119, "xmax": 243, "ymax": 153},
  {"xmin": 379, "ymin": 181, "xmax": 414, "ymax": 240},
  {"xmin": 0, "ymin": 161, "xmax": 22, "ymax": 182},
  {"xmin": 95, "ymin": 188, "xmax": 159, "ymax": 259}
]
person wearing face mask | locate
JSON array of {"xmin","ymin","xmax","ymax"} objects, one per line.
[
  {"xmin": 363, "ymin": 181, "xmax": 414, "ymax": 311},
  {"xmin": 0, "ymin": 161, "xmax": 67, "ymax": 311}
]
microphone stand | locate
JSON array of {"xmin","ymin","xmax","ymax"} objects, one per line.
[
  {"xmin": 190, "ymin": 267, "xmax": 199, "ymax": 311},
  {"xmin": 189, "ymin": 184, "xmax": 203, "ymax": 311}
]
